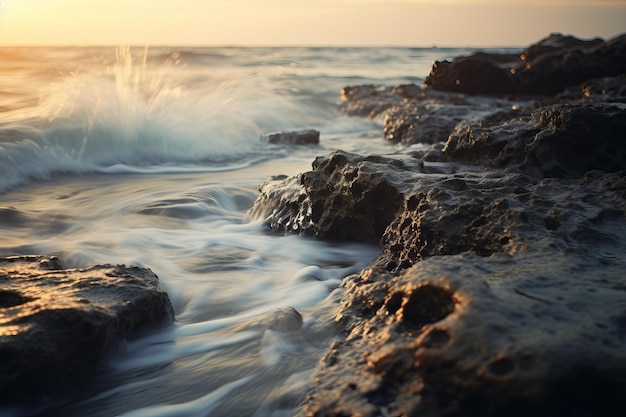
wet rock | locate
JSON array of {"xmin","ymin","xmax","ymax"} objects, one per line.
[
  {"xmin": 444, "ymin": 102, "xmax": 626, "ymax": 178},
  {"xmin": 252, "ymin": 149, "xmax": 626, "ymax": 417},
  {"xmin": 383, "ymin": 110, "xmax": 459, "ymax": 144},
  {"xmin": 520, "ymin": 32, "xmax": 604, "ymax": 62},
  {"xmin": 250, "ymin": 34, "xmax": 626, "ymax": 417},
  {"xmin": 266, "ymin": 307, "xmax": 304, "ymax": 332},
  {"xmin": 299, "ymin": 168, "xmax": 626, "ymax": 417},
  {"xmin": 340, "ymin": 83, "xmax": 526, "ymax": 145},
  {"xmin": 424, "ymin": 33, "xmax": 626, "ymax": 95},
  {"xmin": 249, "ymin": 150, "xmax": 411, "ymax": 242},
  {"xmin": 339, "ymin": 85, "xmax": 408, "ymax": 118},
  {"xmin": 0, "ymin": 256, "xmax": 174, "ymax": 402},
  {"xmin": 304, "ymin": 245, "xmax": 626, "ymax": 417},
  {"xmin": 266, "ymin": 129, "xmax": 320, "ymax": 145}
]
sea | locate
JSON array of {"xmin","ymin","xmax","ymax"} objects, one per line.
[{"xmin": 0, "ymin": 45, "xmax": 515, "ymax": 417}]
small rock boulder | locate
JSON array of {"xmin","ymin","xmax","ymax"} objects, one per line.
[
  {"xmin": 0, "ymin": 256, "xmax": 174, "ymax": 402},
  {"xmin": 266, "ymin": 129, "xmax": 320, "ymax": 145}
]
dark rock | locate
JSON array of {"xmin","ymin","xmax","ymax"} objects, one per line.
[
  {"xmin": 249, "ymin": 150, "xmax": 411, "ymax": 242},
  {"xmin": 424, "ymin": 57, "xmax": 520, "ymax": 95},
  {"xmin": 296, "ymin": 164, "xmax": 626, "ymax": 416},
  {"xmin": 340, "ymin": 83, "xmax": 526, "ymax": 145},
  {"xmin": 305, "ymin": 243, "xmax": 626, "ymax": 417},
  {"xmin": 247, "ymin": 34, "xmax": 626, "ymax": 417},
  {"xmin": 520, "ymin": 32, "xmax": 604, "ymax": 61},
  {"xmin": 541, "ymin": 75, "xmax": 626, "ymax": 105},
  {"xmin": 266, "ymin": 129, "xmax": 320, "ymax": 145},
  {"xmin": 339, "ymin": 85, "xmax": 408, "ymax": 118},
  {"xmin": 424, "ymin": 33, "xmax": 626, "ymax": 95},
  {"xmin": 383, "ymin": 110, "xmax": 459, "ymax": 144},
  {"xmin": 515, "ymin": 34, "xmax": 626, "ymax": 95},
  {"xmin": 444, "ymin": 102, "xmax": 626, "ymax": 178},
  {"xmin": 0, "ymin": 256, "xmax": 174, "ymax": 402}
]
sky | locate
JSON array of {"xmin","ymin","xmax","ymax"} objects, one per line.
[{"xmin": 0, "ymin": 0, "xmax": 624, "ymax": 47}]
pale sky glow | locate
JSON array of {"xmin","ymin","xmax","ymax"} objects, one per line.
[{"xmin": 0, "ymin": 0, "xmax": 624, "ymax": 47}]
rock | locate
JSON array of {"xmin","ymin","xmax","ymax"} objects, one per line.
[
  {"xmin": 340, "ymin": 83, "xmax": 526, "ymax": 145},
  {"xmin": 266, "ymin": 307, "xmax": 303, "ymax": 333},
  {"xmin": 245, "ymin": 34, "xmax": 626, "ymax": 417},
  {"xmin": 339, "ymin": 85, "xmax": 413, "ymax": 118},
  {"xmin": 0, "ymin": 256, "xmax": 174, "ymax": 402},
  {"xmin": 294, "ymin": 165, "xmax": 626, "ymax": 416},
  {"xmin": 424, "ymin": 57, "xmax": 520, "ymax": 95},
  {"xmin": 266, "ymin": 129, "xmax": 320, "ymax": 145},
  {"xmin": 444, "ymin": 102, "xmax": 626, "ymax": 178},
  {"xmin": 304, "ymin": 245, "xmax": 626, "ymax": 417},
  {"xmin": 520, "ymin": 32, "xmax": 604, "ymax": 61},
  {"xmin": 424, "ymin": 33, "xmax": 626, "ymax": 95},
  {"xmin": 249, "ymin": 150, "xmax": 411, "ymax": 242}
]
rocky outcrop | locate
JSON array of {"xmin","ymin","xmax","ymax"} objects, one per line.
[
  {"xmin": 424, "ymin": 33, "xmax": 626, "ymax": 95},
  {"xmin": 305, "ymin": 238, "xmax": 626, "ymax": 417},
  {"xmin": 254, "ymin": 145, "xmax": 626, "ymax": 416},
  {"xmin": 339, "ymin": 84, "xmax": 527, "ymax": 145},
  {"xmin": 250, "ymin": 35, "xmax": 626, "ymax": 416},
  {"xmin": 0, "ymin": 256, "xmax": 174, "ymax": 402}
]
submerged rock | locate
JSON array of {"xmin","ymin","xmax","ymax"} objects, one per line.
[
  {"xmin": 0, "ymin": 256, "xmax": 174, "ymax": 402},
  {"xmin": 266, "ymin": 307, "xmax": 304, "ymax": 333}
]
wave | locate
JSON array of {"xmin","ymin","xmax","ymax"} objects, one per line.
[{"xmin": 0, "ymin": 47, "xmax": 306, "ymax": 193}]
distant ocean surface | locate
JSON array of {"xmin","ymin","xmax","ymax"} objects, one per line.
[{"xmin": 0, "ymin": 46, "xmax": 516, "ymax": 417}]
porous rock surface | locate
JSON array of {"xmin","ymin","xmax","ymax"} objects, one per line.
[
  {"xmin": 339, "ymin": 83, "xmax": 528, "ymax": 146},
  {"xmin": 250, "ymin": 37, "xmax": 626, "ymax": 416},
  {"xmin": 0, "ymin": 256, "xmax": 174, "ymax": 402}
]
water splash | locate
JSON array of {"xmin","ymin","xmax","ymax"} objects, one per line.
[{"xmin": 0, "ymin": 46, "xmax": 280, "ymax": 192}]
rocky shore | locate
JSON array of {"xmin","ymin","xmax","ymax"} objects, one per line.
[
  {"xmin": 250, "ymin": 34, "xmax": 626, "ymax": 416},
  {"xmin": 1, "ymin": 33, "xmax": 624, "ymax": 416}
]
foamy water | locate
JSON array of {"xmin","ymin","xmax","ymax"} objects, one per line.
[{"xmin": 0, "ymin": 45, "xmax": 511, "ymax": 416}]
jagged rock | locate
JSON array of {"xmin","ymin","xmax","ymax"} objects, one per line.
[
  {"xmin": 383, "ymin": 110, "xmax": 460, "ymax": 144},
  {"xmin": 247, "ymin": 34, "xmax": 626, "ymax": 417},
  {"xmin": 0, "ymin": 256, "xmax": 174, "ymax": 402},
  {"xmin": 299, "ymin": 167, "xmax": 626, "ymax": 417},
  {"xmin": 304, "ymin": 242, "xmax": 626, "ymax": 417},
  {"xmin": 340, "ymin": 83, "xmax": 525, "ymax": 145},
  {"xmin": 444, "ymin": 102, "xmax": 626, "ymax": 178},
  {"xmin": 249, "ymin": 150, "xmax": 412, "ymax": 242},
  {"xmin": 424, "ymin": 33, "xmax": 626, "ymax": 95},
  {"xmin": 266, "ymin": 129, "xmax": 320, "ymax": 145},
  {"xmin": 339, "ymin": 85, "xmax": 408, "ymax": 118},
  {"xmin": 541, "ymin": 75, "xmax": 626, "ymax": 105}
]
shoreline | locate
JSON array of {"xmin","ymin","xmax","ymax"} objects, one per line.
[{"xmin": 250, "ymin": 33, "xmax": 626, "ymax": 416}]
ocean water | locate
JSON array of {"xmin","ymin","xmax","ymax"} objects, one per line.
[{"xmin": 0, "ymin": 45, "xmax": 509, "ymax": 416}]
